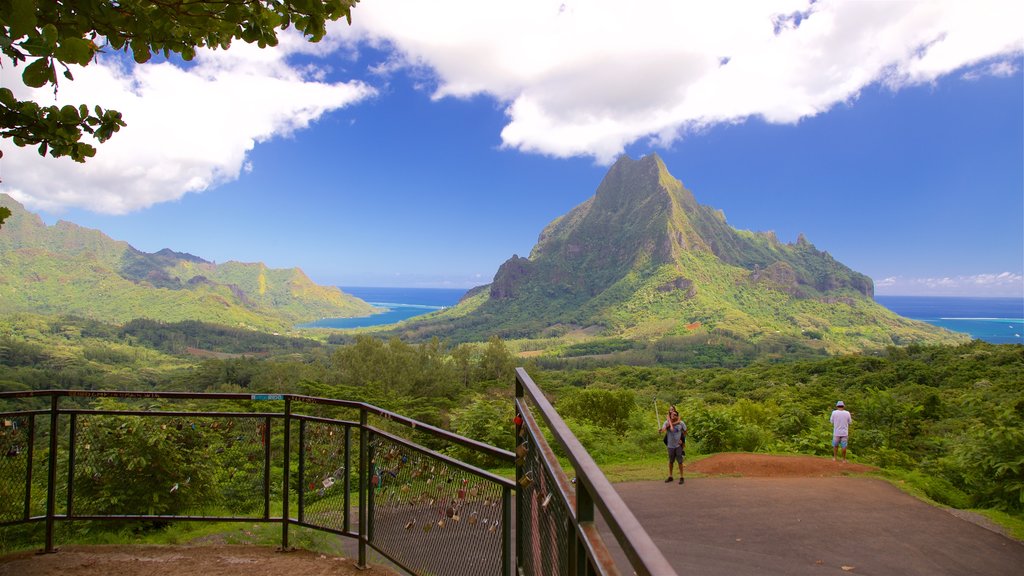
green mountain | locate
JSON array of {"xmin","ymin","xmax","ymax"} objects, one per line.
[
  {"xmin": 395, "ymin": 154, "xmax": 966, "ymax": 356},
  {"xmin": 0, "ymin": 194, "xmax": 377, "ymax": 331}
]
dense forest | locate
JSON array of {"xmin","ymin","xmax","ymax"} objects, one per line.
[{"xmin": 1, "ymin": 313, "xmax": 1021, "ymax": 521}]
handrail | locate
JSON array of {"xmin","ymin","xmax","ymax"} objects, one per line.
[
  {"xmin": 0, "ymin": 390, "xmax": 515, "ymax": 460},
  {"xmin": 515, "ymin": 367, "xmax": 678, "ymax": 576},
  {"xmin": 1, "ymin": 377, "xmax": 671, "ymax": 576},
  {"xmin": 0, "ymin": 389, "xmax": 516, "ymax": 576}
]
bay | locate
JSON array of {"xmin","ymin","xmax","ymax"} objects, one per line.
[
  {"xmin": 875, "ymin": 295, "xmax": 1024, "ymax": 344},
  {"xmin": 298, "ymin": 286, "xmax": 468, "ymax": 329}
]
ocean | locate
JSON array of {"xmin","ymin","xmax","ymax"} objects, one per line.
[
  {"xmin": 875, "ymin": 295, "xmax": 1023, "ymax": 345},
  {"xmin": 301, "ymin": 288, "xmax": 1024, "ymax": 345},
  {"xmin": 298, "ymin": 287, "xmax": 468, "ymax": 329}
]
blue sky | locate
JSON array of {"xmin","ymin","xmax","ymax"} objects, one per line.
[{"xmin": 3, "ymin": 1, "xmax": 1023, "ymax": 297}]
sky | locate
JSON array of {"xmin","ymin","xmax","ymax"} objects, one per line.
[{"xmin": 1, "ymin": 0, "xmax": 1022, "ymax": 297}]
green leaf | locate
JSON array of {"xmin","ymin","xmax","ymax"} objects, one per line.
[
  {"xmin": 22, "ymin": 57, "xmax": 54, "ymax": 88},
  {"xmin": 8, "ymin": 0, "xmax": 38, "ymax": 40},
  {"xmin": 40, "ymin": 23, "xmax": 58, "ymax": 50},
  {"xmin": 131, "ymin": 39, "xmax": 151, "ymax": 64},
  {"xmin": 55, "ymin": 37, "xmax": 94, "ymax": 66},
  {"xmin": 60, "ymin": 104, "xmax": 80, "ymax": 123}
]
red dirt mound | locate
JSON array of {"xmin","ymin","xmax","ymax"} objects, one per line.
[{"xmin": 688, "ymin": 452, "xmax": 876, "ymax": 477}]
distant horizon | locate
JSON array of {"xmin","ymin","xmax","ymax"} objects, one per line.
[{"xmin": 337, "ymin": 284, "xmax": 1024, "ymax": 301}]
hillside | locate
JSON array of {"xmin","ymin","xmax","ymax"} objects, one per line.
[
  {"xmin": 392, "ymin": 154, "xmax": 966, "ymax": 357},
  {"xmin": 0, "ymin": 194, "xmax": 377, "ymax": 332}
]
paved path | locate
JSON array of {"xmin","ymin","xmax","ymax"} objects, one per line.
[{"xmin": 600, "ymin": 476, "xmax": 1024, "ymax": 575}]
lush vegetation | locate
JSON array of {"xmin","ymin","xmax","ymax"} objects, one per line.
[
  {"xmin": 522, "ymin": 341, "xmax": 1024, "ymax": 513},
  {"xmin": 121, "ymin": 319, "xmax": 321, "ymax": 356},
  {"xmin": 2, "ymin": 309, "xmax": 1020, "ymax": 523}
]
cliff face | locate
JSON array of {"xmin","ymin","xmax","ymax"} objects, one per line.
[{"xmin": 491, "ymin": 153, "xmax": 872, "ymax": 305}]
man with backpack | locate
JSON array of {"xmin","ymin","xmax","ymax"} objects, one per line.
[{"xmin": 659, "ymin": 406, "xmax": 687, "ymax": 484}]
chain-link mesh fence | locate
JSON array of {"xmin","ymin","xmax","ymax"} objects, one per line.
[
  {"xmin": 297, "ymin": 418, "xmax": 354, "ymax": 532},
  {"xmin": 0, "ymin": 415, "xmax": 33, "ymax": 524},
  {"xmin": 365, "ymin": 432, "xmax": 509, "ymax": 576},
  {"xmin": 70, "ymin": 413, "xmax": 270, "ymax": 518},
  {"xmin": 515, "ymin": 426, "xmax": 572, "ymax": 576},
  {"xmin": 1, "ymin": 391, "xmax": 520, "ymax": 575}
]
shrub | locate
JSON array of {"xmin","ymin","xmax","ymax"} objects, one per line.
[
  {"xmin": 73, "ymin": 400, "xmax": 218, "ymax": 516},
  {"xmin": 950, "ymin": 408, "xmax": 1024, "ymax": 512}
]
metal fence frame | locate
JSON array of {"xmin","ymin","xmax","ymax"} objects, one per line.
[
  {"xmin": 0, "ymin": 389, "xmax": 515, "ymax": 576},
  {"xmin": 2, "ymin": 371, "xmax": 678, "ymax": 576}
]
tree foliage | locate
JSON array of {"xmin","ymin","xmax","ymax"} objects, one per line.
[
  {"xmin": 537, "ymin": 341, "xmax": 1024, "ymax": 511},
  {"xmin": 3, "ymin": 313, "xmax": 1021, "ymax": 520},
  {"xmin": 73, "ymin": 399, "xmax": 220, "ymax": 516},
  {"xmin": 0, "ymin": 0, "xmax": 360, "ymax": 162}
]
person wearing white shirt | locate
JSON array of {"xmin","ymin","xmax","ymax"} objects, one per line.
[{"xmin": 830, "ymin": 401, "xmax": 853, "ymax": 462}]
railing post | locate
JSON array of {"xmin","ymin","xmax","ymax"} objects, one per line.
[
  {"xmin": 502, "ymin": 485, "xmax": 513, "ymax": 576},
  {"xmin": 281, "ymin": 396, "xmax": 291, "ymax": 550},
  {"xmin": 575, "ymin": 482, "xmax": 594, "ymax": 576},
  {"xmin": 357, "ymin": 408, "xmax": 368, "ymax": 569},
  {"xmin": 44, "ymin": 394, "xmax": 59, "ymax": 554}
]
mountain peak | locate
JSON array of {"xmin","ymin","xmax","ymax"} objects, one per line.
[
  {"xmin": 597, "ymin": 153, "xmax": 675, "ymax": 204},
  {"xmin": 394, "ymin": 154, "xmax": 938, "ymax": 356}
]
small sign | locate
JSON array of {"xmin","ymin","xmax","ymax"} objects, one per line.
[{"xmin": 251, "ymin": 394, "xmax": 284, "ymax": 401}]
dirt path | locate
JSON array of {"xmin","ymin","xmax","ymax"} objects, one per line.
[
  {"xmin": 3, "ymin": 454, "xmax": 1021, "ymax": 576},
  {"xmin": 0, "ymin": 544, "xmax": 400, "ymax": 576}
]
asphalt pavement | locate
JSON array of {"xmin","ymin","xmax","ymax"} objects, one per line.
[{"xmin": 598, "ymin": 476, "xmax": 1024, "ymax": 576}]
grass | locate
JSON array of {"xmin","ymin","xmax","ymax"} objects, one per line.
[
  {"xmin": 599, "ymin": 453, "xmax": 711, "ymax": 482},
  {"xmin": 967, "ymin": 509, "xmax": 1024, "ymax": 541}
]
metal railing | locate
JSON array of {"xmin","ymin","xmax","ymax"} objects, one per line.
[
  {"xmin": 0, "ymin": 390, "xmax": 514, "ymax": 576},
  {"xmin": 515, "ymin": 368, "xmax": 678, "ymax": 576},
  {"xmin": 2, "ymin": 371, "xmax": 678, "ymax": 576}
]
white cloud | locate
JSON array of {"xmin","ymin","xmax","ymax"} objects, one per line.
[
  {"xmin": 3, "ymin": 1, "xmax": 1022, "ymax": 214},
  {"xmin": 350, "ymin": 0, "xmax": 1024, "ymax": 163},
  {"xmin": 3, "ymin": 30, "xmax": 375, "ymax": 215},
  {"xmin": 875, "ymin": 273, "xmax": 1024, "ymax": 297}
]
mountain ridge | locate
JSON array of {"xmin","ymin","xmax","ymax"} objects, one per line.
[
  {"xmin": 0, "ymin": 194, "xmax": 377, "ymax": 331},
  {"xmin": 394, "ymin": 154, "xmax": 964, "ymax": 357}
]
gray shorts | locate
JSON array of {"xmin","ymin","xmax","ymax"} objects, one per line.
[{"xmin": 668, "ymin": 445, "xmax": 685, "ymax": 464}]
